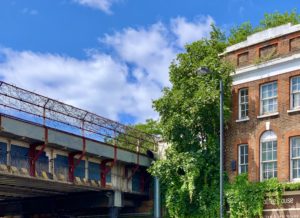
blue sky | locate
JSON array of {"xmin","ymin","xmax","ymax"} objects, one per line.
[{"xmin": 0, "ymin": 0, "xmax": 298, "ymax": 124}]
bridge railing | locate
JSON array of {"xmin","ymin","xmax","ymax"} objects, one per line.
[{"xmin": 0, "ymin": 81, "xmax": 158, "ymax": 154}]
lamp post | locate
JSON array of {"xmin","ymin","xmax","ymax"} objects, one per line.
[{"xmin": 196, "ymin": 67, "xmax": 224, "ymax": 218}]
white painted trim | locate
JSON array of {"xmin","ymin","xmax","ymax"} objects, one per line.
[
  {"xmin": 259, "ymin": 82, "xmax": 278, "ymax": 116},
  {"xmin": 260, "ymin": 132, "xmax": 278, "ymax": 181},
  {"xmin": 235, "ymin": 117, "xmax": 249, "ymax": 123},
  {"xmin": 287, "ymin": 108, "xmax": 300, "ymax": 113},
  {"xmin": 290, "ymin": 136, "xmax": 300, "ymax": 182},
  {"xmin": 238, "ymin": 145, "xmax": 241, "ymax": 174},
  {"xmin": 238, "ymin": 88, "xmax": 249, "ymax": 120},
  {"xmin": 290, "ymin": 75, "xmax": 300, "ymax": 110},
  {"xmin": 232, "ymin": 53, "xmax": 300, "ymax": 85},
  {"xmin": 290, "ymin": 137, "xmax": 293, "ymax": 182},
  {"xmin": 238, "ymin": 144, "xmax": 248, "ymax": 174},
  {"xmin": 257, "ymin": 112, "xmax": 279, "ymax": 119}
]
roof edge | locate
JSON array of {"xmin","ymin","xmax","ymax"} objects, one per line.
[{"xmin": 221, "ymin": 23, "xmax": 300, "ymax": 55}]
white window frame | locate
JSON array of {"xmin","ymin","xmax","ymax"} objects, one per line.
[
  {"xmin": 290, "ymin": 137, "xmax": 300, "ymax": 182},
  {"xmin": 290, "ymin": 76, "xmax": 300, "ymax": 110},
  {"xmin": 238, "ymin": 144, "xmax": 248, "ymax": 174},
  {"xmin": 260, "ymin": 81, "xmax": 278, "ymax": 115},
  {"xmin": 238, "ymin": 88, "xmax": 249, "ymax": 120},
  {"xmin": 260, "ymin": 131, "xmax": 277, "ymax": 181}
]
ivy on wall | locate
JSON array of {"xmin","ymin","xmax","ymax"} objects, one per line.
[{"xmin": 226, "ymin": 174, "xmax": 283, "ymax": 218}]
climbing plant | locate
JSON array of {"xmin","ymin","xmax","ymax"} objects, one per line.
[{"xmin": 226, "ymin": 174, "xmax": 283, "ymax": 218}]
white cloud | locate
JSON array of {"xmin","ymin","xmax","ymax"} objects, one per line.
[
  {"xmin": 102, "ymin": 23, "xmax": 174, "ymax": 87},
  {"xmin": 171, "ymin": 16, "xmax": 214, "ymax": 47},
  {"xmin": 0, "ymin": 48, "xmax": 160, "ymax": 123},
  {"xmin": 74, "ymin": 0, "xmax": 116, "ymax": 14},
  {"xmin": 0, "ymin": 15, "xmax": 213, "ymax": 124}
]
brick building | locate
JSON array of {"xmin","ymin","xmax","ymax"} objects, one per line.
[
  {"xmin": 224, "ymin": 23, "xmax": 300, "ymax": 183},
  {"xmin": 223, "ymin": 23, "xmax": 300, "ymax": 216}
]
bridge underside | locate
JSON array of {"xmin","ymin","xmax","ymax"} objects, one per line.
[{"xmin": 0, "ymin": 173, "xmax": 149, "ymax": 216}]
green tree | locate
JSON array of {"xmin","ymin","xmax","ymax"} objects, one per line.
[
  {"xmin": 149, "ymin": 26, "xmax": 233, "ymax": 218},
  {"xmin": 228, "ymin": 9, "xmax": 300, "ymax": 45},
  {"xmin": 258, "ymin": 9, "xmax": 300, "ymax": 31},
  {"xmin": 134, "ymin": 119, "xmax": 162, "ymax": 136},
  {"xmin": 228, "ymin": 22, "xmax": 253, "ymax": 46},
  {"xmin": 112, "ymin": 119, "xmax": 161, "ymax": 153}
]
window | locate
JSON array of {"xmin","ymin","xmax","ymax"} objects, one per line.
[
  {"xmin": 259, "ymin": 44, "xmax": 278, "ymax": 59},
  {"xmin": 239, "ymin": 88, "xmax": 249, "ymax": 119},
  {"xmin": 291, "ymin": 76, "xmax": 300, "ymax": 110},
  {"xmin": 238, "ymin": 144, "xmax": 248, "ymax": 174},
  {"xmin": 260, "ymin": 131, "xmax": 277, "ymax": 181},
  {"xmin": 237, "ymin": 52, "xmax": 249, "ymax": 67},
  {"xmin": 260, "ymin": 82, "xmax": 278, "ymax": 115},
  {"xmin": 290, "ymin": 137, "xmax": 300, "ymax": 181},
  {"xmin": 290, "ymin": 37, "xmax": 300, "ymax": 52}
]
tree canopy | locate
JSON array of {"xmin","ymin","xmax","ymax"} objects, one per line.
[
  {"xmin": 149, "ymin": 26, "xmax": 233, "ymax": 217},
  {"xmin": 228, "ymin": 10, "xmax": 300, "ymax": 45}
]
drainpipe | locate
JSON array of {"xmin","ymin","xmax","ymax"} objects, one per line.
[{"xmin": 154, "ymin": 177, "xmax": 161, "ymax": 218}]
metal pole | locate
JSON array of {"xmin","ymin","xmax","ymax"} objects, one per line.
[
  {"xmin": 154, "ymin": 177, "xmax": 161, "ymax": 218},
  {"xmin": 220, "ymin": 79, "xmax": 224, "ymax": 218}
]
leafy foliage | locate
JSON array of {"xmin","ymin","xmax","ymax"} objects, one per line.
[
  {"xmin": 226, "ymin": 174, "xmax": 283, "ymax": 218},
  {"xmin": 148, "ymin": 26, "xmax": 233, "ymax": 218},
  {"xmin": 108, "ymin": 119, "xmax": 161, "ymax": 153},
  {"xmin": 228, "ymin": 22, "xmax": 253, "ymax": 46},
  {"xmin": 134, "ymin": 119, "xmax": 162, "ymax": 136},
  {"xmin": 228, "ymin": 9, "xmax": 300, "ymax": 45},
  {"xmin": 258, "ymin": 9, "xmax": 300, "ymax": 31}
]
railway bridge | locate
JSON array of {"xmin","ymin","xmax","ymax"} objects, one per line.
[{"xmin": 0, "ymin": 81, "xmax": 158, "ymax": 217}]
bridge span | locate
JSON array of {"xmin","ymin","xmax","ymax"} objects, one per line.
[{"xmin": 0, "ymin": 81, "xmax": 157, "ymax": 217}]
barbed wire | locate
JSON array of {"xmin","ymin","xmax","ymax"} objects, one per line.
[{"xmin": 0, "ymin": 81, "xmax": 158, "ymax": 153}]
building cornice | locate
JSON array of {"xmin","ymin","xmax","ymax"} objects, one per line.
[{"xmin": 232, "ymin": 53, "xmax": 300, "ymax": 85}]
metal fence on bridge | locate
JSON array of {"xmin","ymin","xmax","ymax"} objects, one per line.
[{"xmin": 0, "ymin": 81, "xmax": 158, "ymax": 154}]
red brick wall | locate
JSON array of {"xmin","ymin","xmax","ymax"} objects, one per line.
[
  {"xmin": 224, "ymin": 31, "xmax": 300, "ymax": 69},
  {"xmin": 225, "ymin": 69, "xmax": 300, "ymax": 182}
]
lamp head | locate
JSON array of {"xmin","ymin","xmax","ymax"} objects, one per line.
[{"xmin": 196, "ymin": 66, "xmax": 212, "ymax": 75}]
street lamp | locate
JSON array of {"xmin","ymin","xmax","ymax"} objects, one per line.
[{"xmin": 196, "ymin": 66, "xmax": 224, "ymax": 218}]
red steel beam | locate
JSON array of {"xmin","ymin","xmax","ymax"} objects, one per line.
[
  {"xmin": 29, "ymin": 128, "xmax": 48, "ymax": 177},
  {"xmin": 68, "ymin": 137, "xmax": 86, "ymax": 182},
  {"xmin": 100, "ymin": 143, "xmax": 117, "ymax": 187}
]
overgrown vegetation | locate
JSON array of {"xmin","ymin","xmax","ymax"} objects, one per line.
[
  {"xmin": 226, "ymin": 174, "xmax": 283, "ymax": 218},
  {"xmin": 149, "ymin": 26, "xmax": 233, "ymax": 217},
  {"xmin": 228, "ymin": 10, "xmax": 300, "ymax": 45},
  {"xmin": 114, "ymin": 119, "xmax": 161, "ymax": 153},
  {"xmin": 146, "ymin": 10, "xmax": 300, "ymax": 218}
]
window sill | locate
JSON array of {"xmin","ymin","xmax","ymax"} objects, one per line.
[
  {"xmin": 287, "ymin": 108, "xmax": 300, "ymax": 114},
  {"xmin": 235, "ymin": 117, "xmax": 250, "ymax": 123},
  {"xmin": 257, "ymin": 112, "xmax": 279, "ymax": 119}
]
